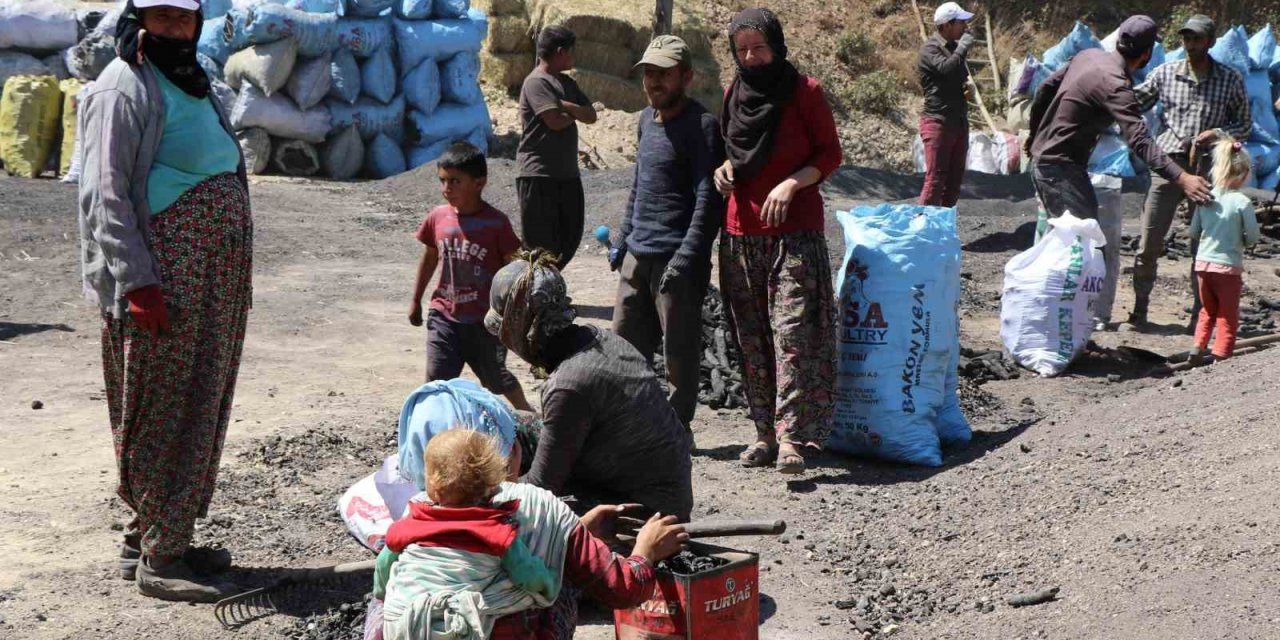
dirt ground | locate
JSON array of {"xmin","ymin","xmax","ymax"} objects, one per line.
[{"xmin": 4, "ymin": 161, "xmax": 1280, "ymax": 640}]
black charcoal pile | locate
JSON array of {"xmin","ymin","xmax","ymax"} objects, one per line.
[
  {"xmin": 657, "ymin": 550, "xmax": 730, "ymax": 575},
  {"xmin": 653, "ymin": 286, "xmax": 747, "ymax": 410},
  {"xmin": 1238, "ymin": 298, "xmax": 1280, "ymax": 335},
  {"xmin": 290, "ymin": 598, "xmax": 369, "ymax": 640},
  {"xmin": 1120, "ymin": 225, "xmax": 1280, "ymax": 260},
  {"xmin": 958, "ymin": 348, "xmax": 1020, "ymax": 384}
]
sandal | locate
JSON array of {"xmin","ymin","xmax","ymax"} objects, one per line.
[
  {"xmin": 739, "ymin": 441, "xmax": 778, "ymax": 468},
  {"xmin": 775, "ymin": 444, "xmax": 806, "ymax": 475}
]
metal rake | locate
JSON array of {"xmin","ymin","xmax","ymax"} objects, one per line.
[{"xmin": 213, "ymin": 559, "xmax": 376, "ymax": 629}]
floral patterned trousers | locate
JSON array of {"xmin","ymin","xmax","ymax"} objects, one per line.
[
  {"xmin": 101, "ymin": 173, "xmax": 253, "ymax": 558},
  {"xmin": 719, "ymin": 230, "xmax": 836, "ymax": 449}
]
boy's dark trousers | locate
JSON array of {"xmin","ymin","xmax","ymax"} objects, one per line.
[{"xmin": 612, "ymin": 252, "xmax": 707, "ymax": 428}]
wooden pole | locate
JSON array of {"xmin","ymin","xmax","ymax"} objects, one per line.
[
  {"xmin": 910, "ymin": 0, "xmax": 928, "ymax": 42},
  {"xmin": 985, "ymin": 12, "xmax": 1001, "ymax": 96},
  {"xmin": 653, "ymin": 0, "xmax": 673, "ymax": 37}
]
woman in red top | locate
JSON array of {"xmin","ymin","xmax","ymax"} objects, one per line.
[{"xmin": 714, "ymin": 8, "xmax": 841, "ymax": 475}]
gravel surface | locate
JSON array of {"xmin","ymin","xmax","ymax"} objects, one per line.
[{"xmin": 5, "ymin": 163, "xmax": 1280, "ymax": 640}]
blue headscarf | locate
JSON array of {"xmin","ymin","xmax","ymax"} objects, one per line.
[{"xmin": 397, "ymin": 380, "xmax": 518, "ymax": 491}]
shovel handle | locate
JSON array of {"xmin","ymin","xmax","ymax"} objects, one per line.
[{"xmin": 618, "ymin": 517, "xmax": 787, "ymax": 538}]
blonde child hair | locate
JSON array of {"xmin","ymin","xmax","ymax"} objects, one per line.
[
  {"xmin": 1211, "ymin": 136, "xmax": 1252, "ymax": 191},
  {"xmin": 425, "ymin": 429, "xmax": 507, "ymax": 506}
]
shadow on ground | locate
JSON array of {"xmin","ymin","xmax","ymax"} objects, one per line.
[
  {"xmin": 963, "ymin": 221, "xmax": 1036, "ymax": 253},
  {"xmin": 0, "ymin": 322, "xmax": 74, "ymax": 341},
  {"xmin": 786, "ymin": 419, "xmax": 1037, "ymax": 491}
]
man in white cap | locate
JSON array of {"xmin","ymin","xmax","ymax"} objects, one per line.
[
  {"xmin": 916, "ymin": 2, "xmax": 975, "ymax": 207},
  {"xmin": 610, "ymin": 35, "xmax": 724, "ymax": 429}
]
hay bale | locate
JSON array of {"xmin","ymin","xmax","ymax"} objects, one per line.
[
  {"xmin": 574, "ymin": 40, "xmax": 636, "ymax": 79},
  {"xmin": 527, "ymin": 0, "xmax": 638, "ymax": 47},
  {"xmin": 480, "ymin": 50, "xmax": 534, "ymax": 93},
  {"xmin": 570, "ymin": 68, "xmax": 646, "ymax": 112},
  {"xmin": 488, "ymin": 14, "xmax": 533, "ymax": 53},
  {"xmin": 474, "ymin": 0, "xmax": 527, "ymax": 17}
]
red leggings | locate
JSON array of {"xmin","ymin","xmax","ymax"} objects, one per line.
[{"xmin": 1194, "ymin": 271, "xmax": 1242, "ymax": 358}]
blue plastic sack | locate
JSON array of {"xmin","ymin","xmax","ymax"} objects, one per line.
[
  {"xmin": 440, "ymin": 51, "xmax": 482, "ymax": 104},
  {"xmin": 197, "ymin": 52, "xmax": 223, "ymax": 81},
  {"xmin": 328, "ymin": 94, "xmax": 405, "ymax": 141},
  {"xmin": 394, "ymin": 9, "xmax": 487, "ymax": 71},
  {"xmin": 399, "ymin": 0, "xmax": 434, "ymax": 19},
  {"xmin": 1246, "ymin": 70, "xmax": 1279, "ymax": 141},
  {"xmin": 337, "ymin": 18, "xmax": 393, "ymax": 58},
  {"xmin": 285, "ymin": 0, "xmax": 345, "ymax": 14},
  {"xmin": 366, "ymin": 132, "xmax": 407, "ymax": 178},
  {"xmin": 465, "ymin": 125, "xmax": 488, "ymax": 153},
  {"xmin": 239, "ymin": 4, "xmax": 337, "ymax": 57},
  {"xmin": 828, "ymin": 205, "xmax": 964, "ymax": 467},
  {"xmin": 348, "ymin": 0, "xmax": 396, "ymax": 18},
  {"xmin": 198, "ymin": 15, "xmax": 235, "ymax": 65},
  {"xmin": 1166, "ymin": 46, "xmax": 1185, "ymax": 62},
  {"xmin": 204, "ymin": 0, "xmax": 233, "ymax": 18},
  {"xmin": 1248, "ymin": 25, "xmax": 1276, "ymax": 70},
  {"xmin": 1209, "ymin": 26, "xmax": 1250, "ymax": 78},
  {"xmin": 1088, "ymin": 133, "xmax": 1136, "ymax": 177},
  {"xmin": 328, "ymin": 47, "xmax": 362, "ymax": 103},
  {"xmin": 406, "ymin": 138, "xmax": 451, "ymax": 169},
  {"xmin": 406, "ymin": 102, "xmax": 490, "ymax": 145},
  {"xmin": 1010, "ymin": 55, "xmax": 1050, "ymax": 99},
  {"xmin": 403, "ymin": 57, "xmax": 442, "ymax": 115},
  {"xmin": 361, "ymin": 46, "xmax": 397, "ymax": 103},
  {"xmin": 433, "ymin": 0, "xmax": 470, "ymax": 19},
  {"xmin": 1247, "ymin": 140, "xmax": 1280, "ymax": 179},
  {"xmin": 1133, "ymin": 42, "xmax": 1165, "ymax": 85},
  {"xmin": 1043, "ymin": 21, "xmax": 1101, "ymax": 71},
  {"xmin": 1260, "ymin": 170, "xmax": 1280, "ymax": 190}
]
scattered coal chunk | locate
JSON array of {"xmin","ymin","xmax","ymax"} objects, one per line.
[
  {"xmin": 657, "ymin": 550, "xmax": 729, "ymax": 575},
  {"xmin": 653, "ymin": 285, "xmax": 747, "ymax": 411},
  {"xmin": 289, "ymin": 596, "xmax": 368, "ymax": 640},
  {"xmin": 958, "ymin": 347, "xmax": 1021, "ymax": 385}
]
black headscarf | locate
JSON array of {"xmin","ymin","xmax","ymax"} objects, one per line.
[
  {"xmin": 116, "ymin": 1, "xmax": 210, "ymax": 99},
  {"xmin": 721, "ymin": 8, "xmax": 801, "ymax": 182}
]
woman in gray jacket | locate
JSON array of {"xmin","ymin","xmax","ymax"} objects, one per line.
[{"xmin": 78, "ymin": 0, "xmax": 250, "ymax": 602}]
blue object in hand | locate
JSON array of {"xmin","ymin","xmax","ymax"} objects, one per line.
[{"xmin": 594, "ymin": 225, "xmax": 611, "ymax": 247}]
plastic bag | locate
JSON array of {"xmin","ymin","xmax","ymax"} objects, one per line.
[
  {"xmin": 1209, "ymin": 26, "xmax": 1250, "ymax": 78},
  {"xmin": 225, "ymin": 38, "xmax": 298, "ymax": 96},
  {"xmin": 211, "ymin": 78, "xmax": 237, "ymax": 115},
  {"xmin": 406, "ymin": 101, "xmax": 489, "ymax": 146},
  {"xmin": 338, "ymin": 455, "xmax": 418, "ymax": 552},
  {"xmin": 285, "ymin": 0, "xmax": 345, "ymax": 14},
  {"xmin": 1087, "ymin": 132, "xmax": 1135, "ymax": 177},
  {"xmin": 967, "ymin": 132, "xmax": 998, "ymax": 174},
  {"xmin": 272, "ymin": 138, "xmax": 321, "ymax": 176},
  {"xmin": 1248, "ymin": 25, "xmax": 1276, "ymax": 71},
  {"xmin": 348, "ymin": 0, "xmax": 396, "ymax": 18},
  {"xmin": 236, "ymin": 127, "xmax": 272, "ymax": 174},
  {"xmin": 0, "ymin": 75, "xmax": 61, "ymax": 178},
  {"xmin": 399, "ymin": 0, "xmax": 434, "ymax": 19},
  {"xmin": 58, "ymin": 78, "xmax": 82, "ymax": 176},
  {"xmin": 465, "ymin": 124, "xmax": 488, "ymax": 153},
  {"xmin": 198, "ymin": 15, "xmax": 235, "ymax": 66},
  {"xmin": 1042, "ymin": 21, "xmax": 1101, "ymax": 72},
  {"xmin": 440, "ymin": 51, "xmax": 482, "ymax": 105},
  {"xmin": 0, "ymin": 53, "xmax": 52, "ymax": 95},
  {"xmin": 1000, "ymin": 212, "xmax": 1107, "ymax": 377},
  {"xmin": 394, "ymin": 10, "xmax": 487, "ymax": 71},
  {"xmin": 433, "ymin": 0, "xmax": 470, "ymax": 19},
  {"xmin": 365, "ymin": 132, "xmax": 407, "ymax": 178},
  {"xmin": 337, "ymin": 18, "xmax": 394, "ymax": 58},
  {"xmin": 239, "ymin": 3, "xmax": 338, "ymax": 57},
  {"xmin": 329, "ymin": 48, "xmax": 362, "ymax": 104},
  {"xmin": 361, "ymin": 46, "xmax": 397, "ymax": 104},
  {"xmin": 0, "ymin": 1, "xmax": 78, "ymax": 52},
  {"xmin": 61, "ymin": 82, "xmax": 93, "ymax": 183},
  {"xmin": 231, "ymin": 84, "xmax": 332, "ymax": 142},
  {"xmin": 329, "ymin": 95, "xmax": 405, "ymax": 141},
  {"xmin": 406, "ymin": 137, "xmax": 450, "ymax": 169},
  {"xmin": 287, "ymin": 53, "xmax": 333, "ymax": 110},
  {"xmin": 403, "ymin": 57, "xmax": 442, "ymax": 115},
  {"xmin": 827, "ymin": 205, "xmax": 964, "ymax": 467},
  {"xmin": 1009, "ymin": 54, "xmax": 1050, "ymax": 100},
  {"xmin": 1246, "ymin": 140, "xmax": 1280, "ymax": 179},
  {"xmin": 204, "ymin": 0, "xmax": 234, "ymax": 18},
  {"xmin": 1246, "ymin": 70, "xmax": 1279, "ymax": 142},
  {"xmin": 323, "ymin": 125, "xmax": 365, "ymax": 179}
]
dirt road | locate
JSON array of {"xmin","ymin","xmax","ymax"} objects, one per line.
[{"xmin": 3, "ymin": 163, "xmax": 1279, "ymax": 639}]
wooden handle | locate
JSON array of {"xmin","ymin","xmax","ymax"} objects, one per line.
[{"xmin": 682, "ymin": 519, "xmax": 787, "ymax": 538}]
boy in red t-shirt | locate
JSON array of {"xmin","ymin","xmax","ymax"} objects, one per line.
[{"xmin": 408, "ymin": 142, "xmax": 532, "ymax": 411}]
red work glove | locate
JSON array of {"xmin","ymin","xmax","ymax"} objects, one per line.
[{"xmin": 124, "ymin": 285, "xmax": 170, "ymax": 337}]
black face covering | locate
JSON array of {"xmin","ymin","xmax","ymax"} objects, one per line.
[
  {"xmin": 721, "ymin": 7, "xmax": 801, "ymax": 182},
  {"xmin": 116, "ymin": 1, "xmax": 210, "ymax": 99}
]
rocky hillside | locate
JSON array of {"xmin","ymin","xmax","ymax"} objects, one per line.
[{"xmin": 485, "ymin": 0, "xmax": 1280, "ymax": 171}]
